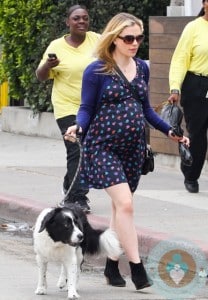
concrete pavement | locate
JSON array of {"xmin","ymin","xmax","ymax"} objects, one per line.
[
  {"xmin": 0, "ymin": 128, "xmax": 208, "ymax": 250},
  {"xmin": 1, "ymin": 230, "xmax": 168, "ymax": 300}
]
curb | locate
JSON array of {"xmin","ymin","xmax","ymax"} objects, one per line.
[
  {"xmin": 0, "ymin": 192, "xmax": 168, "ymax": 275},
  {"xmin": 0, "ymin": 193, "xmax": 44, "ymax": 223},
  {"xmin": 1, "ymin": 193, "xmax": 208, "ymax": 276}
]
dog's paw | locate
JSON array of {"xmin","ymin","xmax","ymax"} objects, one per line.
[
  {"xmin": 35, "ymin": 286, "xmax": 47, "ymax": 295},
  {"xmin": 67, "ymin": 289, "xmax": 80, "ymax": 299},
  {"xmin": 57, "ymin": 277, "xmax": 67, "ymax": 290}
]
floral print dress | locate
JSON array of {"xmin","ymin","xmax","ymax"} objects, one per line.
[{"xmin": 80, "ymin": 61, "xmax": 147, "ymax": 193}]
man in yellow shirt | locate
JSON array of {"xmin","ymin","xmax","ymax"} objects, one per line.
[
  {"xmin": 168, "ymin": 0, "xmax": 208, "ymax": 193},
  {"xmin": 36, "ymin": 5, "xmax": 100, "ymax": 212}
]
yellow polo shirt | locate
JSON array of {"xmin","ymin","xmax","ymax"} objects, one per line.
[
  {"xmin": 169, "ymin": 17, "xmax": 208, "ymax": 92},
  {"xmin": 38, "ymin": 31, "xmax": 100, "ymax": 119}
]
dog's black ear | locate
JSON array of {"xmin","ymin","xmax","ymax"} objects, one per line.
[
  {"xmin": 38, "ymin": 208, "xmax": 60, "ymax": 233},
  {"xmin": 64, "ymin": 203, "xmax": 87, "ymax": 223}
]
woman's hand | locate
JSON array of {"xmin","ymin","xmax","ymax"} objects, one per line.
[
  {"xmin": 64, "ymin": 125, "xmax": 82, "ymax": 142},
  {"xmin": 168, "ymin": 130, "xmax": 190, "ymax": 146},
  {"xmin": 36, "ymin": 56, "xmax": 60, "ymax": 81},
  {"xmin": 46, "ymin": 56, "xmax": 60, "ymax": 69}
]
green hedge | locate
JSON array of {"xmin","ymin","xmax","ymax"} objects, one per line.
[{"xmin": 0, "ymin": 0, "xmax": 169, "ymax": 114}]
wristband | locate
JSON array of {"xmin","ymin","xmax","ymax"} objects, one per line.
[{"xmin": 170, "ymin": 89, "xmax": 179, "ymax": 95}]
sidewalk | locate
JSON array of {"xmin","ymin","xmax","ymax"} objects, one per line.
[
  {"xmin": 1, "ymin": 127, "xmax": 208, "ymax": 246},
  {"xmin": 1, "ymin": 126, "xmax": 208, "ymax": 298}
]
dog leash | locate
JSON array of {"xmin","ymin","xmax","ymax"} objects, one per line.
[{"xmin": 59, "ymin": 134, "xmax": 83, "ymax": 207}]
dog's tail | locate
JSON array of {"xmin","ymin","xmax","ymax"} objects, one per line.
[
  {"xmin": 99, "ymin": 228, "xmax": 123, "ymax": 257},
  {"xmin": 83, "ymin": 227, "xmax": 123, "ymax": 258}
]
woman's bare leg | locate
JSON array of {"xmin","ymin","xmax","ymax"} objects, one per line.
[{"xmin": 105, "ymin": 183, "xmax": 140, "ymax": 263}]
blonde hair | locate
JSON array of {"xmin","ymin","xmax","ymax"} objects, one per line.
[{"xmin": 95, "ymin": 13, "xmax": 144, "ymax": 74}]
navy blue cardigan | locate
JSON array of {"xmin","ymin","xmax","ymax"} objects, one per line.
[{"xmin": 77, "ymin": 59, "xmax": 171, "ymax": 135}]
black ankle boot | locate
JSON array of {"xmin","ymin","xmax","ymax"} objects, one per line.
[
  {"xmin": 129, "ymin": 261, "xmax": 153, "ymax": 290},
  {"xmin": 104, "ymin": 258, "xmax": 126, "ymax": 287}
]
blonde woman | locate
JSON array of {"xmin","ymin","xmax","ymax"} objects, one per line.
[{"xmin": 65, "ymin": 13, "xmax": 189, "ymax": 290}]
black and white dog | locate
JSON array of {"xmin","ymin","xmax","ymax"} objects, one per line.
[{"xmin": 33, "ymin": 204, "xmax": 122, "ymax": 299}]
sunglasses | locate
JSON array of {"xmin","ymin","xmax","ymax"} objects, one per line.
[{"xmin": 118, "ymin": 34, "xmax": 145, "ymax": 44}]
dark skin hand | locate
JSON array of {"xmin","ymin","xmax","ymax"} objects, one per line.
[
  {"xmin": 168, "ymin": 93, "xmax": 180, "ymax": 104},
  {"xmin": 47, "ymin": 55, "xmax": 60, "ymax": 68},
  {"xmin": 35, "ymin": 55, "xmax": 60, "ymax": 81}
]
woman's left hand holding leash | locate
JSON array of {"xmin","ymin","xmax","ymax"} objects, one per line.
[{"xmin": 64, "ymin": 125, "xmax": 82, "ymax": 142}]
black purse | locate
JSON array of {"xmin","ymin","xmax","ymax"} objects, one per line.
[
  {"xmin": 178, "ymin": 143, "xmax": 193, "ymax": 166},
  {"xmin": 142, "ymin": 144, "xmax": 155, "ymax": 175},
  {"xmin": 114, "ymin": 65, "xmax": 154, "ymax": 175}
]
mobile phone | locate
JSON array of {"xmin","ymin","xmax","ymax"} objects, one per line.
[{"xmin": 48, "ymin": 53, "xmax": 57, "ymax": 59}]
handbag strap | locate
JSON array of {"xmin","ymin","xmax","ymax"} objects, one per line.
[
  {"xmin": 114, "ymin": 65, "xmax": 150, "ymax": 146},
  {"xmin": 114, "ymin": 65, "xmax": 138, "ymax": 99}
]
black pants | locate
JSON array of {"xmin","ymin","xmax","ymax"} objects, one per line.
[
  {"xmin": 180, "ymin": 72, "xmax": 208, "ymax": 181},
  {"xmin": 56, "ymin": 115, "xmax": 88, "ymax": 197}
]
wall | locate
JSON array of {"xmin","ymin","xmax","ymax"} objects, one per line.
[
  {"xmin": 184, "ymin": 0, "xmax": 202, "ymax": 16},
  {"xmin": 1, "ymin": 106, "xmax": 62, "ymax": 139},
  {"xmin": 149, "ymin": 16, "xmax": 194, "ymax": 155}
]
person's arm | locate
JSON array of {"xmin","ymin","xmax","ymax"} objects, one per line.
[
  {"xmin": 169, "ymin": 22, "xmax": 193, "ymax": 94},
  {"xmin": 143, "ymin": 97, "xmax": 171, "ymax": 135},
  {"xmin": 65, "ymin": 62, "xmax": 110, "ymax": 138},
  {"xmin": 76, "ymin": 62, "xmax": 108, "ymax": 133},
  {"xmin": 36, "ymin": 54, "xmax": 60, "ymax": 81},
  {"xmin": 65, "ymin": 62, "xmax": 102, "ymax": 138}
]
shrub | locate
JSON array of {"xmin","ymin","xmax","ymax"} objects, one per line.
[{"xmin": 0, "ymin": 0, "xmax": 169, "ymax": 113}]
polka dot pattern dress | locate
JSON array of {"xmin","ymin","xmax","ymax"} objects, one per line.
[{"xmin": 80, "ymin": 61, "xmax": 147, "ymax": 193}]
